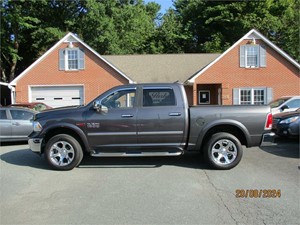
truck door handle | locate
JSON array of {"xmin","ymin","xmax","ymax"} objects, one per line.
[
  {"xmin": 169, "ymin": 112, "xmax": 181, "ymax": 116},
  {"xmin": 121, "ymin": 114, "xmax": 134, "ymax": 118},
  {"xmin": 12, "ymin": 122, "xmax": 20, "ymax": 126}
]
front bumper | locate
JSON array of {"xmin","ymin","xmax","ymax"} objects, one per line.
[
  {"xmin": 28, "ymin": 138, "xmax": 43, "ymax": 153},
  {"xmin": 260, "ymin": 132, "xmax": 276, "ymax": 146},
  {"xmin": 275, "ymin": 123, "xmax": 299, "ymax": 137}
]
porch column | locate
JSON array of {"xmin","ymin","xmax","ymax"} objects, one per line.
[
  {"xmin": 8, "ymin": 85, "xmax": 16, "ymax": 104},
  {"xmin": 193, "ymin": 83, "xmax": 198, "ymax": 105}
]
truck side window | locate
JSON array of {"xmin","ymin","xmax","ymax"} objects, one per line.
[
  {"xmin": 101, "ymin": 89, "xmax": 136, "ymax": 109},
  {"xmin": 143, "ymin": 89, "xmax": 176, "ymax": 107}
]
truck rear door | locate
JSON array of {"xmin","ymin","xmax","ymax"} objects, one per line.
[{"xmin": 136, "ymin": 86, "xmax": 186, "ymax": 149}]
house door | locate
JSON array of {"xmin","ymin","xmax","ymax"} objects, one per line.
[{"xmin": 197, "ymin": 84, "xmax": 222, "ymax": 105}]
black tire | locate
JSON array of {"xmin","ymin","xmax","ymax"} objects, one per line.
[
  {"xmin": 44, "ymin": 134, "xmax": 83, "ymax": 170},
  {"xmin": 204, "ymin": 132, "xmax": 243, "ymax": 170}
]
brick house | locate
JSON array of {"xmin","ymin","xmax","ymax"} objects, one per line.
[
  {"xmin": 187, "ymin": 29, "xmax": 300, "ymax": 105},
  {"xmin": 106, "ymin": 29, "xmax": 299, "ymax": 106},
  {"xmin": 10, "ymin": 33, "xmax": 133, "ymax": 107},
  {"xmin": 9, "ymin": 29, "xmax": 299, "ymax": 107}
]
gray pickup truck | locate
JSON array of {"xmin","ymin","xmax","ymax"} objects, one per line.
[{"xmin": 29, "ymin": 83, "xmax": 274, "ymax": 170}]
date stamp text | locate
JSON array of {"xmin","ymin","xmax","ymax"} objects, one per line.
[{"xmin": 235, "ymin": 189, "xmax": 281, "ymax": 198}]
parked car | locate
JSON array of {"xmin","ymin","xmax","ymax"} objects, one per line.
[
  {"xmin": 272, "ymin": 108, "xmax": 300, "ymax": 138},
  {"xmin": 269, "ymin": 96, "xmax": 300, "ymax": 114},
  {"xmin": 9, "ymin": 102, "xmax": 52, "ymax": 112},
  {"xmin": 0, "ymin": 107, "xmax": 36, "ymax": 142}
]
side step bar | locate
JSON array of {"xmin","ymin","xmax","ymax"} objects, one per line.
[{"xmin": 90, "ymin": 151, "xmax": 183, "ymax": 157}]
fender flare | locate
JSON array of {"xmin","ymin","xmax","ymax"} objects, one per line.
[
  {"xmin": 40, "ymin": 123, "xmax": 91, "ymax": 153},
  {"xmin": 195, "ymin": 119, "xmax": 252, "ymax": 150}
]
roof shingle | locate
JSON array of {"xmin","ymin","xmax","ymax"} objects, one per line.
[{"xmin": 104, "ymin": 54, "xmax": 220, "ymax": 83}]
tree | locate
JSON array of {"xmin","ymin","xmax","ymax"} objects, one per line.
[
  {"xmin": 150, "ymin": 9, "xmax": 190, "ymax": 53},
  {"xmin": 173, "ymin": 0, "xmax": 299, "ymax": 62},
  {"xmin": 1, "ymin": 0, "xmax": 298, "ymax": 83},
  {"xmin": 1, "ymin": 0, "xmax": 40, "ymax": 82},
  {"xmin": 1, "ymin": 0, "xmax": 81, "ymax": 82},
  {"xmin": 76, "ymin": 0, "xmax": 162, "ymax": 55},
  {"xmin": 1, "ymin": 0, "xmax": 162, "ymax": 83}
]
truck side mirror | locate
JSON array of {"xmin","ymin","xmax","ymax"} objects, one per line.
[
  {"xmin": 280, "ymin": 105, "xmax": 289, "ymax": 111},
  {"xmin": 93, "ymin": 100, "xmax": 108, "ymax": 113}
]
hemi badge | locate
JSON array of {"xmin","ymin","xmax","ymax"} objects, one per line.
[{"xmin": 76, "ymin": 123, "xmax": 86, "ymax": 127}]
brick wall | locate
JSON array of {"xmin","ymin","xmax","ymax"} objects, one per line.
[
  {"xmin": 15, "ymin": 42, "xmax": 129, "ymax": 104},
  {"xmin": 193, "ymin": 39, "xmax": 300, "ymax": 105}
]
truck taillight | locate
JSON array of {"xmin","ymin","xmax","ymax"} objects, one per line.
[{"xmin": 265, "ymin": 113, "xmax": 273, "ymax": 130}]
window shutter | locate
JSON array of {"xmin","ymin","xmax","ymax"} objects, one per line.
[
  {"xmin": 266, "ymin": 88, "xmax": 273, "ymax": 104},
  {"xmin": 59, "ymin": 49, "xmax": 65, "ymax": 70},
  {"xmin": 260, "ymin": 45, "xmax": 266, "ymax": 67},
  {"xmin": 79, "ymin": 48, "xmax": 85, "ymax": 70},
  {"xmin": 233, "ymin": 88, "xmax": 240, "ymax": 105},
  {"xmin": 239, "ymin": 46, "xmax": 245, "ymax": 67}
]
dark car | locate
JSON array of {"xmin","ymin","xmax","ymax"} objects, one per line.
[
  {"xmin": 272, "ymin": 108, "xmax": 300, "ymax": 138},
  {"xmin": 0, "ymin": 107, "xmax": 37, "ymax": 142},
  {"xmin": 9, "ymin": 102, "xmax": 52, "ymax": 112}
]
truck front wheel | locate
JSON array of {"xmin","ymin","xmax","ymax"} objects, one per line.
[
  {"xmin": 44, "ymin": 134, "xmax": 83, "ymax": 170},
  {"xmin": 204, "ymin": 132, "xmax": 243, "ymax": 170}
]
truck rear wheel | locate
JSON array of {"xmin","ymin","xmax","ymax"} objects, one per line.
[
  {"xmin": 204, "ymin": 132, "xmax": 243, "ymax": 170},
  {"xmin": 44, "ymin": 134, "xmax": 83, "ymax": 170}
]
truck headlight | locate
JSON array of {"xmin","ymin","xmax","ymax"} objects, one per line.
[
  {"xmin": 33, "ymin": 121, "xmax": 43, "ymax": 132},
  {"xmin": 279, "ymin": 116, "xmax": 299, "ymax": 124}
]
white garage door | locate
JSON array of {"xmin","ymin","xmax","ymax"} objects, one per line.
[{"xmin": 31, "ymin": 86, "xmax": 84, "ymax": 108}]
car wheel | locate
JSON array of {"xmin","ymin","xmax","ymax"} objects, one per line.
[
  {"xmin": 204, "ymin": 132, "xmax": 243, "ymax": 170},
  {"xmin": 44, "ymin": 134, "xmax": 83, "ymax": 170}
]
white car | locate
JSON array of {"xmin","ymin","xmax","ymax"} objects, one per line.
[
  {"xmin": 0, "ymin": 107, "xmax": 36, "ymax": 142},
  {"xmin": 269, "ymin": 96, "xmax": 300, "ymax": 114}
]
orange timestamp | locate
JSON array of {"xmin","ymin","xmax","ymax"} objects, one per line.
[{"xmin": 235, "ymin": 189, "xmax": 281, "ymax": 198}]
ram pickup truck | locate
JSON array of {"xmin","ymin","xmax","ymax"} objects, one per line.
[{"xmin": 29, "ymin": 83, "xmax": 274, "ymax": 170}]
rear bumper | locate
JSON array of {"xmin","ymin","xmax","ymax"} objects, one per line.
[
  {"xmin": 260, "ymin": 132, "xmax": 276, "ymax": 146},
  {"xmin": 28, "ymin": 138, "xmax": 43, "ymax": 153}
]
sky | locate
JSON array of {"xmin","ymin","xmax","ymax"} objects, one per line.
[{"xmin": 144, "ymin": 0, "xmax": 174, "ymax": 14}]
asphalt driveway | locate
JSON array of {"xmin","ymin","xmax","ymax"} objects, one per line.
[{"xmin": 0, "ymin": 138, "xmax": 299, "ymax": 225}]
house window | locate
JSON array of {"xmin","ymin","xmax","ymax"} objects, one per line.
[
  {"xmin": 240, "ymin": 89, "xmax": 251, "ymax": 105},
  {"xmin": 67, "ymin": 49, "xmax": 78, "ymax": 70},
  {"xmin": 240, "ymin": 44, "xmax": 266, "ymax": 68},
  {"xmin": 253, "ymin": 89, "xmax": 265, "ymax": 105},
  {"xmin": 246, "ymin": 46, "xmax": 258, "ymax": 67},
  {"xmin": 59, "ymin": 48, "xmax": 85, "ymax": 71},
  {"xmin": 233, "ymin": 87, "xmax": 273, "ymax": 105}
]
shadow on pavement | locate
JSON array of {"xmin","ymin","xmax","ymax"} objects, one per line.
[
  {"xmin": 79, "ymin": 153, "xmax": 210, "ymax": 169},
  {"xmin": 0, "ymin": 149, "xmax": 51, "ymax": 170},
  {"xmin": 260, "ymin": 137, "xmax": 299, "ymax": 159},
  {"xmin": 1, "ymin": 148, "xmax": 210, "ymax": 170}
]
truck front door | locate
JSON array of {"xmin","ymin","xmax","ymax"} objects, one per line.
[
  {"xmin": 137, "ymin": 87, "xmax": 186, "ymax": 149},
  {"xmin": 86, "ymin": 88, "xmax": 137, "ymax": 149}
]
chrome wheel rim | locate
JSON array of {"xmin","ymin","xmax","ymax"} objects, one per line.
[
  {"xmin": 49, "ymin": 141, "xmax": 75, "ymax": 166},
  {"xmin": 211, "ymin": 139, "xmax": 237, "ymax": 165}
]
